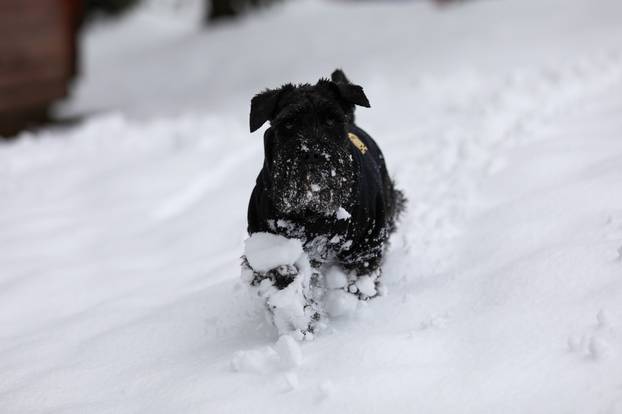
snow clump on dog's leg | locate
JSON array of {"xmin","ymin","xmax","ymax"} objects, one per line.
[
  {"xmin": 322, "ymin": 263, "xmax": 386, "ymax": 317},
  {"xmin": 323, "ymin": 266, "xmax": 358, "ymax": 317},
  {"xmin": 243, "ymin": 232, "xmax": 303, "ymax": 274},
  {"xmin": 242, "ymin": 232, "xmax": 324, "ymax": 339}
]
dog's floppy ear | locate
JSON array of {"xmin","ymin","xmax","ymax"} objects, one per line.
[
  {"xmin": 249, "ymin": 88, "xmax": 281, "ymax": 133},
  {"xmin": 330, "ymin": 69, "xmax": 370, "ymax": 108}
]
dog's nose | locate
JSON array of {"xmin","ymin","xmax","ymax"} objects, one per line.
[{"xmin": 301, "ymin": 151, "xmax": 324, "ymax": 164}]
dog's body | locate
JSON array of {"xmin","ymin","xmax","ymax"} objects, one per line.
[
  {"xmin": 244, "ymin": 70, "xmax": 404, "ymax": 333},
  {"xmin": 248, "ymin": 123, "xmax": 402, "ymax": 274}
]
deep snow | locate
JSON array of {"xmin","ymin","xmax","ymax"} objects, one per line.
[{"xmin": 2, "ymin": 0, "xmax": 622, "ymax": 412}]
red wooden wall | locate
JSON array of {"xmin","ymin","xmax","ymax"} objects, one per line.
[{"xmin": 0, "ymin": 0, "xmax": 81, "ymax": 137}]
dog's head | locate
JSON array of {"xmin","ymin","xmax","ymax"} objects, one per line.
[{"xmin": 249, "ymin": 69, "xmax": 370, "ymax": 216}]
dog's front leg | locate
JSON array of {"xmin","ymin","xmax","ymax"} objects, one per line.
[
  {"xmin": 241, "ymin": 258, "xmax": 299, "ymax": 289},
  {"xmin": 242, "ymin": 257, "xmax": 323, "ymax": 338},
  {"xmin": 337, "ymin": 245, "xmax": 386, "ymax": 300}
]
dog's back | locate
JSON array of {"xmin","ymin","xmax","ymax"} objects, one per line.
[{"xmin": 349, "ymin": 125, "xmax": 406, "ymax": 236}]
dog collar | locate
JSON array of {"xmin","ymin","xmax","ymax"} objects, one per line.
[{"xmin": 348, "ymin": 132, "xmax": 368, "ymax": 155}]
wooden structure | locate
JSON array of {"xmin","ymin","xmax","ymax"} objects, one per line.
[{"xmin": 0, "ymin": 0, "xmax": 81, "ymax": 137}]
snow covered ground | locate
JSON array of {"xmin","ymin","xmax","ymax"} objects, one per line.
[{"xmin": 2, "ymin": 0, "xmax": 622, "ymax": 412}]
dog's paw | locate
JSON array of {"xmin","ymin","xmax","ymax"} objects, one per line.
[
  {"xmin": 347, "ymin": 271, "xmax": 385, "ymax": 300},
  {"xmin": 326, "ymin": 266, "xmax": 383, "ymax": 301},
  {"xmin": 323, "ymin": 266, "xmax": 384, "ymax": 318}
]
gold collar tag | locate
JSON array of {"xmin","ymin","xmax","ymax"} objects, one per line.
[{"xmin": 348, "ymin": 132, "xmax": 368, "ymax": 154}]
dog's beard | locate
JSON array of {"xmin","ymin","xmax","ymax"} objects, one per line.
[{"xmin": 271, "ymin": 148, "xmax": 355, "ymax": 216}]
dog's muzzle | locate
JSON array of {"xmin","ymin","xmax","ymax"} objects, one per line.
[{"xmin": 271, "ymin": 141, "xmax": 354, "ymax": 216}]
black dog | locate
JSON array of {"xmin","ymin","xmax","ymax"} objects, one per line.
[{"xmin": 244, "ymin": 70, "xmax": 405, "ymax": 333}]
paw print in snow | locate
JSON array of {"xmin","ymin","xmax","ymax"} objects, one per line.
[
  {"xmin": 604, "ymin": 214, "xmax": 622, "ymax": 261},
  {"xmin": 567, "ymin": 309, "xmax": 615, "ymax": 361}
]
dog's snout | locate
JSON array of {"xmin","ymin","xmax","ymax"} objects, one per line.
[{"xmin": 301, "ymin": 151, "xmax": 324, "ymax": 163}]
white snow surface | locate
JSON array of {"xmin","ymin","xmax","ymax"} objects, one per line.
[
  {"xmin": 274, "ymin": 335, "xmax": 303, "ymax": 369},
  {"xmin": 2, "ymin": 0, "xmax": 622, "ymax": 412}
]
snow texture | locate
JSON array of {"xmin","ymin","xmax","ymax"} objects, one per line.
[
  {"xmin": 324, "ymin": 290, "xmax": 359, "ymax": 318},
  {"xmin": 275, "ymin": 335, "xmax": 303, "ymax": 368},
  {"xmin": 244, "ymin": 232, "xmax": 303, "ymax": 272},
  {"xmin": 335, "ymin": 207, "xmax": 351, "ymax": 221},
  {"xmin": 324, "ymin": 266, "xmax": 348, "ymax": 289},
  {"xmin": 355, "ymin": 275, "xmax": 377, "ymax": 298},
  {"xmin": 2, "ymin": 0, "xmax": 622, "ymax": 412}
]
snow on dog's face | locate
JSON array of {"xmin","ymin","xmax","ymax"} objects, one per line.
[{"xmin": 249, "ymin": 70, "xmax": 370, "ymax": 216}]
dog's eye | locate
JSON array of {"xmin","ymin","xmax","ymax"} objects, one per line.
[
  {"xmin": 283, "ymin": 122, "xmax": 294, "ymax": 130},
  {"xmin": 326, "ymin": 118, "xmax": 335, "ymax": 126}
]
